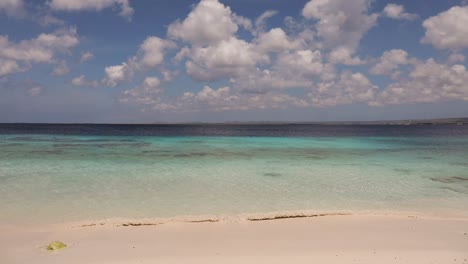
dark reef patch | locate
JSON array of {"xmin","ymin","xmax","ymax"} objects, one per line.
[
  {"xmin": 439, "ymin": 186, "xmax": 467, "ymax": 194},
  {"xmin": 394, "ymin": 168, "xmax": 412, "ymax": 174},
  {"xmin": 431, "ymin": 176, "xmax": 468, "ymax": 184},
  {"xmin": 30, "ymin": 150, "xmax": 64, "ymax": 155},
  {"xmin": 263, "ymin": 173, "xmax": 282, "ymax": 177}
]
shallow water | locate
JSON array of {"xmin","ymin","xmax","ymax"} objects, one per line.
[{"xmin": 1, "ymin": 124, "xmax": 468, "ymax": 224}]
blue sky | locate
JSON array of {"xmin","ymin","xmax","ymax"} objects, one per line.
[{"xmin": 1, "ymin": 0, "xmax": 468, "ymax": 123}]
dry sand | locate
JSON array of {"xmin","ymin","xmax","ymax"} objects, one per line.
[{"xmin": 1, "ymin": 215, "xmax": 468, "ymax": 264}]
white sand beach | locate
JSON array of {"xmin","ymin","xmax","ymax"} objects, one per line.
[{"xmin": 2, "ymin": 214, "xmax": 467, "ymax": 264}]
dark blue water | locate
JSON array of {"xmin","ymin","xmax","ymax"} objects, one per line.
[{"xmin": 1, "ymin": 123, "xmax": 467, "ymax": 137}]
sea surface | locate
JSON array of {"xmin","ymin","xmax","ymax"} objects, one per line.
[{"xmin": 1, "ymin": 124, "xmax": 468, "ymax": 225}]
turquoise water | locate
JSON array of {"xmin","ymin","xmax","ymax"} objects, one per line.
[{"xmin": 1, "ymin": 132, "xmax": 468, "ymax": 224}]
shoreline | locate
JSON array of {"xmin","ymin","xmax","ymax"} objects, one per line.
[
  {"xmin": 3, "ymin": 209, "xmax": 468, "ymax": 229},
  {"xmin": 2, "ymin": 214, "xmax": 467, "ymax": 264}
]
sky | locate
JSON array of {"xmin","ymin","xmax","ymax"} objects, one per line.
[{"xmin": 1, "ymin": 0, "xmax": 468, "ymax": 123}]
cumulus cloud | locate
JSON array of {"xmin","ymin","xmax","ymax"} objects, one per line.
[
  {"xmin": 71, "ymin": 75, "xmax": 87, "ymax": 86},
  {"xmin": 71, "ymin": 75, "xmax": 99, "ymax": 87},
  {"xmin": 309, "ymin": 71, "xmax": 377, "ymax": 107},
  {"xmin": 254, "ymin": 10, "xmax": 278, "ymax": 35},
  {"xmin": 49, "ymin": 0, "xmax": 134, "ymax": 20},
  {"xmin": 138, "ymin": 37, "xmax": 176, "ymax": 68},
  {"xmin": 276, "ymin": 50, "xmax": 323, "ymax": 77},
  {"xmin": 0, "ymin": 0, "xmax": 24, "ymax": 16},
  {"xmin": 103, "ymin": 0, "xmax": 468, "ymax": 113},
  {"xmin": 79, "ymin": 51, "xmax": 94, "ymax": 63},
  {"xmin": 161, "ymin": 70, "xmax": 179, "ymax": 82},
  {"xmin": 231, "ymin": 68, "xmax": 314, "ymax": 93},
  {"xmin": 0, "ymin": 58, "xmax": 23, "ymax": 77},
  {"xmin": 50, "ymin": 60, "xmax": 70, "ymax": 76},
  {"xmin": 448, "ymin": 53, "xmax": 465, "ymax": 64},
  {"xmin": 255, "ymin": 28, "xmax": 301, "ymax": 53},
  {"xmin": 168, "ymin": 0, "xmax": 239, "ymax": 46},
  {"xmin": 0, "ymin": 28, "xmax": 78, "ymax": 64},
  {"xmin": 422, "ymin": 6, "xmax": 468, "ymax": 50},
  {"xmin": 27, "ymin": 86, "xmax": 43, "ymax": 96},
  {"xmin": 167, "ymin": 0, "xmax": 276, "ymax": 82},
  {"xmin": 103, "ymin": 36, "xmax": 175, "ymax": 86},
  {"xmin": 185, "ymin": 37, "xmax": 267, "ymax": 81},
  {"xmin": 373, "ymin": 59, "xmax": 468, "ymax": 105},
  {"xmin": 302, "ymin": 0, "xmax": 378, "ymax": 57},
  {"xmin": 383, "ymin": 4, "xmax": 418, "ymax": 20},
  {"xmin": 328, "ymin": 47, "xmax": 365, "ymax": 65},
  {"xmin": 0, "ymin": 27, "xmax": 78, "ymax": 77},
  {"xmin": 370, "ymin": 49, "xmax": 409, "ymax": 77},
  {"xmin": 103, "ymin": 62, "xmax": 133, "ymax": 87},
  {"xmin": 38, "ymin": 14, "xmax": 66, "ymax": 27},
  {"xmin": 159, "ymin": 86, "xmax": 309, "ymax": 112},
  {"xmin": 229, "ymin": 47, "xmax": 330, "ymax": 94},
  {"xmin": 120, "ymin": 77, "xmax": 164, "ymax": 106}
]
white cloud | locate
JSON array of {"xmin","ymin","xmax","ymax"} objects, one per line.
[
  {"xmin": 370, "ymin": 49, "xmax": 409, "ymax": 77},
  {"xmin": 114, "ymin": 0, "xmax": 468, "ymax": 113},
  {"xmin": 302, "ymin": 0, "xmax": 378, "ymax": 55},
  {"xmin": 185, "ymin": 37, "xmax": 267, "ymax": 81},
  {"xmin": 448, "ymin": 53, "xmax": 465, "ymax": 64},
  {"xmin": 231, "ymin": 68, "xmax": 313, "ymax": 94},
  {"xmin": 168, "ymin": 0, "xmax": 238, "ymax": 46},
  {"xmin": 276, "ymin": 49, "xmax": 323, "ymax": 77},
  {"xmin": 49, "ymin": 0, "xmax": 134, "ymax": 20},
  {"xmin": 103, "ymin": 62, "xmax": 133, "ymax": 87},
  {"xmin": 0, "ymin": 59, "xmax": 23, "ymax": 77},
  {"xmin": 121, "ymin": 80, "xmax": 310, "ymax": 112},
  {"xmin": 167, "ymin": 0, "xmax": 323, "ymax": 84},
  {"xmin": 422, "ymin": 6, "xmax": 468, "ymax": 49},
  {"xmin": 230, "ymin": 48, "xmax": 328, "ymax": 93},
  {"xmin": 80, "ymin": 51, "xmax": 94, "ymax": 63},
  {"xmin": 0, "ymin": 0, "xmax": 23, "ymax": 16},
  {"xmin": 309, "ymin": 71, "xmax": 377, "ymax": 106},
  {"xmin": 0, "ymin": 28, "xmax": 78, "ymax": 64},
  {"xmin": 171, "ymin": 86, "xmax": 309, "ymax": 112},
  {"xmin": 71, "ymin": 74, "xmax": 99, "ymax": 87},
  {"xmin": 373, "ymin": 59, "xmax": 468, "ymax": 105},
  {"xmin": 138, "ymin": 37, "xmax": 176, "ymax": 68},
  {"xmin": 27, "ymin": 86, "xmax": 43, "ymax": 96},
  {"xmin": 51, "ymin": 60, "xmax": 70, "ymax": 76},
  {"xmin": 120, "ymin": 77, "xmax": 164, "ymax": 106},
  {"xmin": 103, "ymin": 36, "xmax": 175, "ymax": 86},
  {"xmin": 71, "ymin": 75, "xmax": 87, "ymax": 86},
  {"xmin": 383, "ymin": 4, "xmax": 418, "ymax": 20},
  {"xmin": 255, "ymin": 28, "xmax": 301, "ymax": 53},
  {"xmin": 161, "ymin": 70, "xmax": 178, "ymax": 82},
  {"xmin": 167, "ymin": 0, "xmax": 261, "ymax": 81},
  {"xmin": 254, "ymin": 10, "xmax": 278, "ymax": 35},
  {"xmin": 232, "ymin": 13, "xmax": 253, "ymax": 32},
  {"xmin": 329, "ymin": 47, "xmax": 365, "ymax": 65},
  {"xmin": 177, "ymin": 86, "xmax": 237, "ymax": 111},
  {"xmin": 39, "ymin": 14, "xmax": 66, "ymax": 27},
  {"xmin": 0, "ymin": 28, "xmax": 78, "ymax": 77}
]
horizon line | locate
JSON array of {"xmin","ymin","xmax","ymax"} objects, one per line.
[{"xmin": 0, "ymin": 117, "xmax": 467, "ymax": 125}]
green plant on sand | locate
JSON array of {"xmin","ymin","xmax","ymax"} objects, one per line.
[{"xmin": 47, "ymin": 241, "xmax": 67, "ymax": 251}]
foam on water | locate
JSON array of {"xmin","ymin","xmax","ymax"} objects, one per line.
[{"xmin": 1, "ymin": 125, "xmax": 468, "ymax": 225}]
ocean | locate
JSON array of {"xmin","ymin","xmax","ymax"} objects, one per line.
[{"xmin": 1, "ymin": 124, "xmax": 468, "ymax": 225}]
